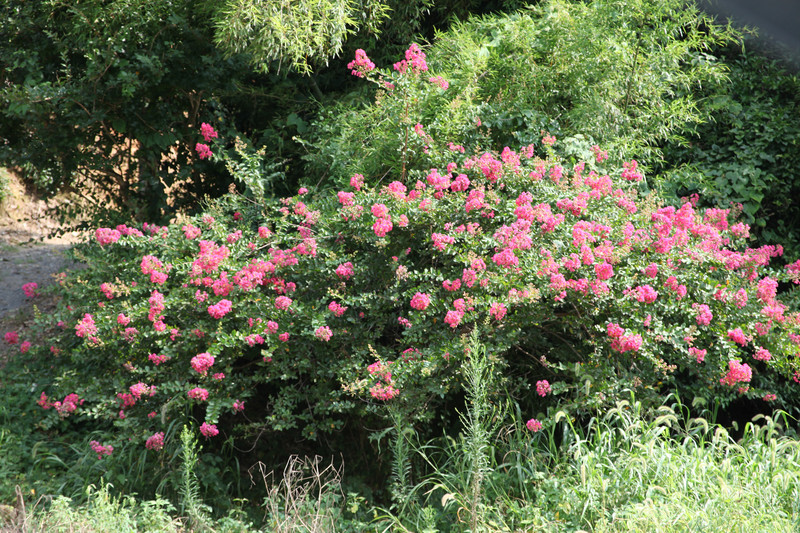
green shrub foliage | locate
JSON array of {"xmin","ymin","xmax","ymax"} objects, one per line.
[
  {"xmin": 659, "ymin": 50, "xmax": 800, "ymax": 259},
  {"xmin": 0, "ymin": 0, "xmax": 256, "ymax": 224},
  {"xmin": 304, "ymin": 0, "xmax": 740, "ymax": 184}
]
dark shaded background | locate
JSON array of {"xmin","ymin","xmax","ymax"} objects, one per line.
[{"xmin": 700, "ymin": 0, "xmax": 800, "ymax": 66}]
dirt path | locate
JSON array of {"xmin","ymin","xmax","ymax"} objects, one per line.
[{"xmin": 0, "ymin": 169, "xmax": 83, "ymax": 357}]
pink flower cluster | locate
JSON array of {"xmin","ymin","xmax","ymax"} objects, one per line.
[
  {"xmin": 489, "ymin": 302, "xmax": 507, "ymax": 321},
  {"xmin": 347, "ymin": 49, "xmax": 375, "ymax": 77},
  {"xmin": 526, "ymin": 418, "xmax": 543, "ymax": 432},
  {"xmin": 200, "ymin": 122, "xmax": 218, "ymax": 142},
  {"xmin": 410, "ymin": 292, "xmax": 431, "ymax": 311},
  {"xmin": 315, "ymin": 326, "xmax": 333, "ymax": 341},
  {"xmin": 187, "ymin": 387, "xmax": 209, "ymax": 401},
  {"xmin": 75, "ymin": 313, "xmax": 98, "ymax": 340},
  {"xmin": 208, "ymin": 299, "xmax": 232, "ymax": 319},
  {"xmin": 95, "ymin": 227, "xmax": 122, "ymax": 246},
  {"xmin": 141, "ymin": 255, "xmax": 168, "ymax": 284},
  {"xmin": 4, "ymin": 331, "xmax": 18, "ymax": 345},
  {"xmin": 394, "ymin": 43, "xmax": 428, "ymax": 74},
  {"xmin": 693, "ymin": 304, "xmax": 713, "ymax": 326},
  {"xmin": 727, "ymin": 328, "xmax": 748, "ymax": 346},
  {"xmin": 368, "ymin": 360, "xmax": 399, "ymax": 401},
  {"xmin": 22, "ymin": 282, "xmax": 38, "ymax": 298},
  {"xmin": 53, "ymin": 393, "xmax": 83, "ymax": 417},
  {"xmin": 145, "ymin": 432, "xmax": 165, "ymax": 451},
  {"xmin": 621, "ymin": 160, "xmax": 643, "ymax": 182},
  {"xmin": 90, "ymin": 440, "xmax": 114, "ymax": 459},
  {"xmin": 536, "ymin": 380, "xmax": 551, "ymax": 397},
  {"xmin": 328, "ymin": 301, "xmax": 348, "ymax": 317},
  {"xmin": 196, "ymin": 143, "xmax": 212, "ymax": 160},
  {"xmin": 720, "ymin": 360, "xmax": 752, "ymax": 387},
  {"xmin": 200, "ymin": 422, "xmax": 219, "ymax": 438},
  {"xmin": 191, "ymin": 352, "xmax": 215, "ymax": 375},
  {"xmin": 428, "ymin": 75, "xmax": 449, "ymax": 89},
  {"xmin": 606, "ymin": 323, "xmax": 643, "ymax": 353}
]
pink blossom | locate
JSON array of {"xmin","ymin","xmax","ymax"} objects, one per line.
[
  {"xmin": 315, "ymin": 326, "xmax": 333, "ymax": 341},
  {"xmin": 644, "ymin": 263, "xmax": 658, "ymax": 278},
  {"xmin": 370, "ymin": 383, "xmax": 400, "ymax": 401},
  {"xmin": 492, "ymin": 248, "xmax": 519, "ymax": 268},
  {"xmin": 594, "ymin": 262, "xmax": 613, "ymax": 281},
  {"xmin": 621, "ymin": 160, "xmax": 643, "ymax": 181},
  {"xmin": 196, "ymin": 143, "xmax": 212, "ymax": 160},
  {"xmin": 720, "ymin": 360, "xmax": 752, "ymax": 386},
  {"xmin": 187, "ymin": 387, "xmax": 209, "ymax": 401},
  {"xmin": 431, "ymin": 233, "xmax": 455, "ymax": 251},
  {"xmin": 208, "ymin": 299, "xmax": 232, "ymax": 319},
  {"xmin": 75, "ymin": 314, "xmax": 98, "ymax": 339},
  {"xmin": 4, "ymin": 331, "xmax": 19, "ymax": 345},
  {"xmin": 90, "ymin": 440, "xmax": 114, "ymax": 459},
  {"xmin": 200, "ymin": 122, "xmax": 218, "ymax": 142},
  {"xmin": 22, "ymin": 282, "xmax": 38, "ymax": 298},
  {"xmin": 347, "ymin": 49, "xmax": 375, "ymax": 77},
  {"xmin": 95, "ymin": 228, "xmax": 122, "ymax": 246},
  {"xmin": 199, "ymin": 422, "xmax": 219, "ymax": 438},
  {"xmin": 756, "ymin": 277, "xmax": 778, "ymax": 303},
  {"xmin": 607, "ymin": 323, "xmax": 625, "ymax": 338},
  {"xmin": 100, "ymin": 283, "xmax": 115, "ymax": 299},
  {"xmin": 591, "ymin": 144, "xmax": 609, "ymax": 163},
  {"xmin": 328, "ymin": 301, "xmax": 348, "ymax": 317},
  {"xmin": 394, "ymin": 43, "xmax": 428, "ymax": 74},
  {"xmin": 443, "ymin": 279, "xmax": 462, "ymax": 291},
  {"xmin": 690, "ymin": 347, "xmax": 707, "ymax": 363},
  {"xmin": 149, "ymin": 353, "xmax": 169, "ymax": 365},
  {"xmin": 619, "ymin": 334, "xmax": 643, "ymax": 353},
  {"xmin": 191, "ymin": 352, "xmax": 215, "ymax": 375},
  {"xmin": 350, "ymin": 174, "xmax": 364, "ymax": 190},
  {"xmin": 19, "ymin": 341, "xmax": 31, "ymax": 353},
  {"xmin": 55, "ymin": 393, "xmax": 82, "ymax": 417},
  {"xmin": 634, "ymin": 285, "xmax": 658, "ymax": 303},
  {"xmin": 536, "ymin": 380, "xmax": 551, "ymax": 397},
  {"xmin": 275, "ymin": 296, "xmax": 293, "ymax": 310},
  {"xmin": 444, "ymin": 310, "xmax": 463, "ymax": 328},
  {"xmin": 693, "ymin": 304, "xmax": 713, "ymax": 326},
  {"xmin": 335, "ymin": 262, "xmax": 355, "ymax": 280},
  {"xmin": 489, "ymin": 302, "xmax": 507, "ymax": 321},
  {"xmin": 233, "ymin": 399, "xmax": 245, "ymax": 412},
  {"xmin": 428, "ymin": 75, "xmax": 449, "ymax": 89},
  {"xmin": 727, "ymin": 328, "xmax": 749, "ymax": 346},
  {"xmin": 278, "ymin": 332, "xmax": 290, "ymax": 342},
  {"xmin": 753, "ymin": 347, "xmax": 772, "ymax": 362},
  {"xmin": 373, "ymin": 217, "xmax": 393, "ymax": 237},
  {"xmin": 145, "ymin": 432, "xmax": 165, "ymax": 451},
  {"xmin": 337, "ymin": 191, "xmax": 355, "ymax": 206},
  {"xmin": 526, "ymin": 418, "xmax": 543, "ymax": 432},
  {"xmin": 129, "ymin": 382, "xmax": 153, "ymax": 399},
  {"xmin": 410, "ymin": 292, "xmax": 431, "ymax": 311}
]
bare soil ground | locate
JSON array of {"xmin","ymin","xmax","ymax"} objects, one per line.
[{"xmin": 0, "ymin": 169, "xmax": 84, "ymax": 360}]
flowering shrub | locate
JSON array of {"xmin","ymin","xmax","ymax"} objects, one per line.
[{"xmin": 26, "ymin": 45, "xmax": 800, "ymax": 494}]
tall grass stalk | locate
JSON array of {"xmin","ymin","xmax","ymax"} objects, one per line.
[
  {"xmin": 178, "ymin": 425, "xmax": 211, "ymax": 531},
  {"xmin": 460, "ymin": 329, "xmax": 497, "ymax": 531}
]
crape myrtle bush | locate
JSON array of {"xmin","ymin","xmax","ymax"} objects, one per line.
[{"xmin": 24, "ymin": 45, "xmax": 800, "ymax": 493}]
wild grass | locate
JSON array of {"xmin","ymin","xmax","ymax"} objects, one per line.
[{"xmin": 4, "ymin": 396, "xmax": 800, "ymax": 532}]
